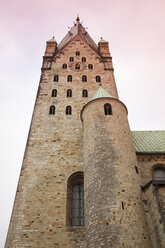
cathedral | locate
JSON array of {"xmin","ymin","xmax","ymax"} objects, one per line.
[{"xmin": 5, "ymin": 17, "xmax": 165, "ymax": 248}]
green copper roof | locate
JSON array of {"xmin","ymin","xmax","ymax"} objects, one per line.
[
  {"xmin": 132, "ymin": 131, "xmax": 165, "ymax": 153},
  {"xmin": 91, "ymin": 85, "xmax": 115, "ymax": 101}
]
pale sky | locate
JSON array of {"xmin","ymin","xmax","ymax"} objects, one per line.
[{"xmin": 0, "ymin": 0, "xmax": 165, "ymax": 246}]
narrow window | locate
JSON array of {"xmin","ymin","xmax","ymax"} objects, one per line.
[
  {"xmin": 82, "ymin": 89, "xmax": 88, "ymax": 97},
  {"xmin": 67, "ymin": 75, "xmax": 72, "ymax": 82},
  {"xmin": 121, "ymin": 202, "xmax": 124, "ymax": 210},
  {"xmin": 49, "ymin": 105, "xmax": 55, "ymax": 115},
  {"xmin": 67, "ymin": 89, "xmax": 72, "ymax": 97},
  {"xmin": 154, "ymin": 168, "xmax": 165, "ymax": 181},
  {"xmin": 66, "ymin": 105, "xmax": 72, "ymax": 115},
  {"xmin": 75, "ymin": 63, "xmax": 80, "ymax": 70},
  {"xmin": 96, "ymin": 75, "xmax": 101, "ymax": 82},
  {"xmin": 76, "ymin": 51, "xmax": 80, "ymax": 56},
  {"xmin": 54, "ymin": 75, "xmax": 59, "ymax": 82},
  {"xmin": 52, "ymin": 89, "xmax": 57, "ymax": 97},
  {"xmin": 82, "ymin": 75, "xmax": 87, "ymax": 82},
  {"xmin": 62, "ymin": 63, "xmax": 67, "ymax": 69},
  {"xmin": 69, "ymin": 57, "xmax": 74, "ymax": 62},
  {"xmin": 135, "ymin": 166, "xmax": 139, "ymax": 174},
  {"xmin": 104, "ymin": 103, "xmax": 112, "ymax": 115},
  {"xmin": 88, "ymin": 64, "xmax": 93, "ymax": 69},
  {"xmin": 82, "ymin": 57, "xmax": 86, "ymax": 62},
  {"xmin": 66, "ymin": 172, "xmax": 84, "ymax": 226}
]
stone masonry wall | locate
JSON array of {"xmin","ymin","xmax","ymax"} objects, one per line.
[
  {"xmin": 137, "ymin": 154, "xmax": 165, "ymax": 247},
  {"xmin": 82, "ymin": 98, "xmax": 152, "ymax": 248},
  {"xmin": 5, "ymin": 35, "xmax": 118, "ymax": 247}
]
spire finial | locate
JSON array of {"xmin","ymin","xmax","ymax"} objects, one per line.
[{"xmin": 76, "ymin": 14, "xmax": 80, "ymax": 22}]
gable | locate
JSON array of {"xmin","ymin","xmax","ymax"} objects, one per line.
[
  {"xmin": 57, "ymin": 21, "xmax": 99, "ymax": 55},
  {"xmin": 56, "ymin": 34, "xmax": 100, "ymax": 59}
]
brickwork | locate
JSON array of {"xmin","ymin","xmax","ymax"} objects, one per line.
[
  {"xmin": 142, "ymin": 185, "xmax": 165, "ymax": 248},
  {"xmin": 137, "ymin": 154, "xmax": 165, "ymax": 185},
  {"xmin": 5, "ymin": 33, "xmax": 118, "ymax": 248},
  {"xmin": 5, "ymin": 19, "xmax": 165, "ymax": 248},
  {"xmin": 81, "ymin": 98, "xmax": 151, "ymax": 247},
  {"xmin": 137, "ymin": 154, "xmax": 165, "ymax": 247}
]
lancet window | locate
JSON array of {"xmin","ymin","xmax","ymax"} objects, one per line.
[
  {"xmin": 76, "ymin": 51, "xmax": 80, "ymax": 56},
  {"xmin": 69, "ymin": 57, "xmax": 74, "ymax": 62},
  {"xmin": 96, "ymin": 75, "xmax": 101, "ymax": 82},
  {"xmin": 66, "ymin": 172, "xmax": 85, "ymax": 226},
  {"xmin": 49, "ymin": 105, "xmax": 55, "ymax": 115},
  {"xmin": 104, "ymin": 103, "xmax": 112, "ymax": 115},
  {"xmin": 82, "ymin": 57, "xmax": 86, "ymax": 62},
  {"xmin": 52, "ymin": 89, "xmax": 57, "ymax": 97},
  {"xmin": 66, "ymin": 105, "xmax": 72, "ymax": 115},
  {"xmin": 82, "ymin": 89, "xmax": 88, "ymax": 97},
  {"xmin": 54, "ymin": 75, "xmax": 59, "ymax": 82},
  {"xmin": 88, "ymin": 64, "xmax": 93, "ymax": 69},
  {"xmin": 67, "ymin": 75, "xmax": 72, "ymax": 82},
  {"xmin": 82, "ymin": 75, "xmax": 87, "ymax": 82},
  {"xmin": 67, "ymin": 89, "xmax": 72, "ymax": 97},
  {"xmin": 62, "ymin": 63, "xmax": 67, "ymax": 69}
]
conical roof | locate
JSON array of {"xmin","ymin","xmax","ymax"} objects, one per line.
[
  {"xmin": 91, "ymin": 84, "xmax": 115, "ymax": 101},
  {"xmin": 81, "ymin": 84, "xmax": 128, "ymax": 120},
  {"xmin": 57, "ymin": 16, "xmax": 98, "ymax": 52}
]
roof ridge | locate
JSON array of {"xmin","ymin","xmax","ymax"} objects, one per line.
[{"xmin": 57, "ymin": 21, "xmax": 98, "ymax": 52}]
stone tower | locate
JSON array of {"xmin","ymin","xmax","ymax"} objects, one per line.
[
  {"xmin": 81, "ymin": 86, "xmax": 151, "ymax": 247},
  {"xmin": 5, "ymin": 17, "xmax": 155, "ymax": 247}
]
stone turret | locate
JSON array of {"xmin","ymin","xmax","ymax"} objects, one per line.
[
  {"xmin": 44, "ymin": 36, "xmax": 57, "ymax": 57},
  {"xmin": 42, "ymin": 37, "xmax": 57, "ymax": 70},
  {"xmin": 98, "ymin": 38, "xmax": 113, "ymax": 70},
  {"xmin": 81, "ymin": 85, "xmax": 151, "ymax": 247}
]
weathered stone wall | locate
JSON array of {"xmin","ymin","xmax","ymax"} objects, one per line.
[
  {"xmin": 82, "ymin": 98, "xmax": 151, "ymax": 248},
  {"xmin": 5, "ymin": 35, "xmax": 118, "ymax": 248},
  {"xmin": 137, "ymin": 154, "xmax": 165, "ymax": 247},
  {"xmin": 142, "ymin": 184, "xmax": 165, "ymax": 248},
  {"xmin": 137, "ymin": 154, "xmax": 165, "ymax": 185}
]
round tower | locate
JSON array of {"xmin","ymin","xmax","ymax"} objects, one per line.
[{"xmin": 81, "ymin": 85, "xmax": 151, "ymax": 248}]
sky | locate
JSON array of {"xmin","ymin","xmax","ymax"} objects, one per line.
[{"xmin": 0, "ymin": 0, "xmax": 165, "ymax": 246}]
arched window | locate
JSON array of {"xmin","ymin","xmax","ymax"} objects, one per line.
[
  {"xmin": 52, "ymin": 89, "xmax": 57, "ymax": 97},
  {"xmin": 67, "ymin": 89, "xmax": 72, "ymax": 97},
  {"xmin": 75, "ymin": 63, "xmax": 80, "ymax": 70},
  {"xmin": 104, "ymin": 103, "xmax": 112, "ymax": 115},
  {"xmin": 62, "ymin": 63, "xmax": 67, "ymax": 69},
  {"xmin": 82, "ymin": 57, "xmax": 86, "ymax": 62},
  {"xmin": 96, "ymin": 75, "xmax": 101, "ymax": 82},
  {"xmin": 154, "ymin": 168, "xmax": 165, "ymax": 181},
  {"xmin": 54, "ymin": 75, "xmax": 59, "ymax": 82},
  {"xmin": 49, "ymin": 105, "xmax": 55, "ymax": 115},
  {"xmin": 67, "ymin": 75, "xmax": 72, "ymax": 82},
  {"xmin": 69, "ymin": 57, "xmax": 74, "ymax": 62},
  {"xmin": 82, "ymin": 75, "xmax": 87, "ymax": 82},
  {"xmin": 82, "ymin": 89, "xmax": 88, "ymax": 97},
  {"xmin": 66, "ymin": 105, "xmax": 72, "ymax": 115},
  {"xmin": 88, "ymin": 64, "xmax": 93, "ymax": 69},
  {"xmin": 66, "ymin": 172, "xmax": 84, "ymax": 226},
  {"xmin": 76, "ymin": 51, "xmax": 80, "ymax": 56}
]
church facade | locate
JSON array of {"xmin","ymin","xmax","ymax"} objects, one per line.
[{"xmin": 5, "ymin": 17, "xmax": 165, "ymax": 248}]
